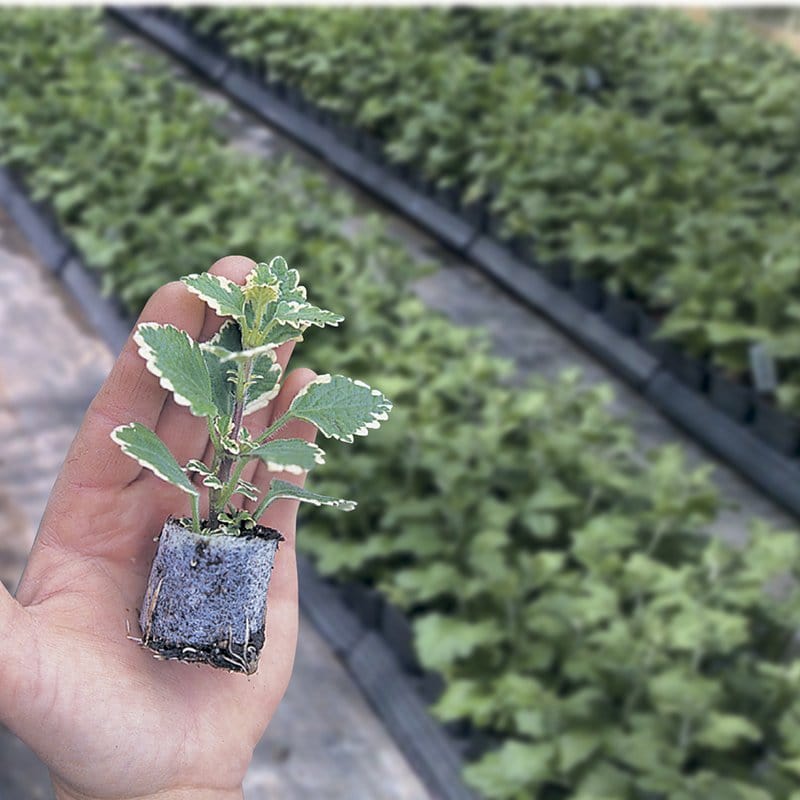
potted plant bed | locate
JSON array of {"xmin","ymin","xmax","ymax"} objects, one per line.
[
  {"xmin": 357, "ymin": 130, "xmax": 385, "ymax": 163},
  {"xmin": 571, "ymin": 274, "xmax": 605, "ymax": 311},
  {"xmin": 113, "ymin": 258, "xmax": 392, "ymax": 673},
  {"xmin": 433, "ymin": 182, "xmax": 461, "ymax": 214},
  {"xmin": 636, "ymin": 307, "xmax": 676, "ymax": 363},
  {"xmin": 661, "ymin": 343, "xmax": 709, "ymax": 392},
  {"xmin": 340, "ymin": 578, "xmax": 385, "ymax": 630},
  {"xmin": 602, "ymin": 291, "xmax": 640, "ymax": 336},
  {"xmin": 539, "ymin": 258, "xmax": 573, "ymax": 288},
  {"xmin": 381, "ymin": 601, "xmax": 421, "ymax": 674},
  {"xmin": 753, "ymin": 395, "xmax": 800, "ymax": 456},
  {"xmin": 510, "ymin": 235, "xmax": 538, "ymax": 267},
  {"xmin": 708, "ymin": 367, "xmax": 755, "ymax": 424},
  {"xmin": 459, "ymin": 196, "xmax": 490, "ymax": 232}
]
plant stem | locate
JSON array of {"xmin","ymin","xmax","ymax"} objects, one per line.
[
  {"xmin": 190, "ymin": 493, "xmax": 201, "ymax": 533},
  {"xmin": 255, "ymin": 411, "xmax": 291, "ymax": 445},
  {"xmin": 216, "ymin": 458, "xmax": 250, "ymax": 511},
  {"xmin": 209, "ymin": 358, "xmax": 253, "ymax": 528}
]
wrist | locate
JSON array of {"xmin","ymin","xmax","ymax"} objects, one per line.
[{"xmin": 53, "ymin": 784, "xmax": 244, "ymax": 800}]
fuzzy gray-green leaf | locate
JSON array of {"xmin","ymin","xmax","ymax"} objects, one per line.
[
  {"xmin": 287, "ymin": 374, "xmax": 392, "ymax": 442},
  {"xmin": 249, "ymin": 438, "xmax": 326, "ymax": 474},
  {"xmin": 111, "ymin": 423, "xmax": 198, "ymax": 497},
  {"xmin": 260, "ymin": 477, "xmax": 356, "ymax": 513},
  {"xmin": 273, "ymin": 300, "xmax": 344, "ymax": 330},
  {"xmin": 181, "ymin": 272, "xmax": 246, "ymax": 320},
  {"xmin": 134, "ymin": 323, "xmax": 217, "ymax": 418}
]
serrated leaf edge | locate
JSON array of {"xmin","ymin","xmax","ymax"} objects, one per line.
[
  {"xmin": 252, "ymin": 440, "xmax": 326, "ymax": 474},
  {"xmin": 133, "ymin": 323, "xmax": 212, "ymax": 416},
  {"xmin": 275, "ymin": 300, "xmax": 344, "ymax": 329},
  {"xmin": 110, "ymin": 423, "xmax": 198, "ymax": 497},
  {"xmin": 267, "ymin": 478, "xmax": 357, "ymax": 511},
  {"xmin": 291, "ymin": 374, "xmax": 393, "ymax": 443},
  {"xmin": 244, "ymin": 361, "xmax": 283, "ymax": 416},
  {"xmin": 181, "ymin": 273, "xmax": 245, "ymax": 319}
]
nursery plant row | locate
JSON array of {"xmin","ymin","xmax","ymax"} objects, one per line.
[
  {"xmin": 4, "ymin": 10, "xmax": 800, "ymax": 799},
  {"xmin": 114, "ymin": 6, "xmax": 800, "ymax": 521},
  {"xmin": 174, "ymin": 7, "xmax": 800, "ymax": 446}
]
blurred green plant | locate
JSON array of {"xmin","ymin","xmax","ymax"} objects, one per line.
[
  {"xmin": 186, "ymin": 7, "xmax": 800, "ymax": 409},
  {"xmin": 2, "ymin": 10, "xmax": 800, "ymax": 798}
]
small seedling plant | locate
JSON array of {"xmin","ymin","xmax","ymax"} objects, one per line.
[{"xmin": 110, "ymin": 258, "xmax": 391, "ymax": 672}]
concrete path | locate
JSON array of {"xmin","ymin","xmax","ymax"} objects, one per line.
[{"xmin": 0, "ymin": 207, "xmax": 431, "ymax": 799}]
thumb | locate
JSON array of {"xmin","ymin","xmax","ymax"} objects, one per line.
[{"xmin": 0, "ymin": 582, "xmax": 37, "ymax": 730}]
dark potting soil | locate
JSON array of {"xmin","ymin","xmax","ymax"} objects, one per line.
[{"xmin": 139, "ymin": 517, "xmax": 284, "ymax": 675}]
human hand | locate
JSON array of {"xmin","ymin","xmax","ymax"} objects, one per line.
[{"xmin": 0, "ymin": 256, "xmax": 316, "ymax": 800}]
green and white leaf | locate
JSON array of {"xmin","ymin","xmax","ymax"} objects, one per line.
[
  {"xmin": 244, "ymin": 359, "xmax": 282, "ymax": 416},
  {"xmin": 259, "ymin": 477, "xmax": 356, "ymax": 513},
  {"xmin": 202, "ymin": 320, "xmax": 240, "ymax": 421},
  {"xmin": 233, "ymin": 480, "xmax": 259, "ymax": 501},
  {"xmin": 287, "ymin": 374, "xmax": 392, "ymax": 442},
  {"xmin": 273, "ymin": 300, "xmax": 344, "ymax": 330},
  {"xmin": 249, "ymin": 438, "xmax": 326, "ymax": 474},
  {"xmin": 201, "ymin": 321, "xmax": 281, "ymax": 416},
  {"xmin": 253, "ymin": 256, "xmax": 307, "ymax": 302},
  {"xmin": 201, "ymin": 341, "xmax": 280, "ymax": 363},
  {"xmin": 202, "ymin": 474, "xmax": 224, "ymax": 490},
  {"xmin": 185, "ymin": 459, "xmax": 212, "ymax": 476},
  {"xmin": 111, "ymin": 423, "xmax": 198, "ymax": 497},
  {"xmin": 134, "ymin": 323, "xmax": 216, "ymax": 418},
  {"xmin": 181, "ymin": 273, "xmax": 246, "ymax": 320}
]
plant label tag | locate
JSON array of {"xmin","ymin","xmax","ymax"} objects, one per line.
[{"xmin": 749, "ymin": 343, "xmax": 777, "ymax": 394}]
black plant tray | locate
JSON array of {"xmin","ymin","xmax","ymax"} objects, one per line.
[{"xmin": 89, "ymin": 11, "xmax": 800, "ymax": 518}]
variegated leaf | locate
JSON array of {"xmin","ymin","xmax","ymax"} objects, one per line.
[
  {"xmin": 287, "ymin": 374, "xmax": 392, "ymax": 443},
  {"xmin": 260, "ymin": 478, "xmax": 356, "ymax": 513},
  {"xmin": 244, "ymin": 360, "xmax": 283, "ymax": 416},
  {"xmin": 201, "ymin": 321, "xmax": 281, "ymax": 417},
  {"xmin": 134, "ymin": 323, "xmax": 217, "ymax": 418},
  {"xmin": 202, "ymin": 474, "xmax": 224, "ymax": 490},
  {"xmin": 248, "ymin": 438, "xmax": 326, "ymax": 474},
  {"xmin": 274, "ymin": 300, "xmax": 344, "ymax": 330},
  {"xmin": 202, "ymin": 342, "xmax": 279, "ymax": 363},
  {"xmin": 185, "ymin": 459, "xmax": 212, "ymax": 476},
  {"xmin": 234, "ymin": 480, "xmax": 259, "ymax": 501},
  {"xmin": 202, "ymin": 320, "xmax": 240, "ymax": 421},
  {"xmin": 250, "ymin": 256, "xmax": 307, "ymax": 303},
  {"xmin": 111, "ymin": 423, "xmax": 198, "ymax": 496},
  {"xmin": 181, "ymin": 273, "xmax": 246, "ymax": 320}
]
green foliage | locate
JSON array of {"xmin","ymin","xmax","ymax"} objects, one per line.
[
  {"xmin": 2, "ymin": 10, "xmax": 800, "ymax": 799},
  {"xmin": 187, "ymin": 7, "xmax": 800, "ymax": 408},
  {"xmin": 113, "ymin": 259, "xmax": 389, "ymax": 532}
]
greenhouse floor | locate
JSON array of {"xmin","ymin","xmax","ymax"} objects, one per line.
[{"xmin": 0, "ymin": 207, "xmax": 431, "ymax": 800}]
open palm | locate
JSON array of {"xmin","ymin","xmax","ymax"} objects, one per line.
[{"xmin": 0, "ymin": 257, "xmax": 315, "ymax": 800}]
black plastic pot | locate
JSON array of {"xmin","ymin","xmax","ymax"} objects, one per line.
[
  {"xmin": 602, "ymin": 293, "xmax": 639, "ymax": 336},
  {"xmin": 636, "ymin": 309, "xmax": 671, "ymax": 361},
  {"xmin": 662, "ymin": 344, "xmax": 709, "ymax": 392},
  {"xmin": 357, "ymin": 131, "xmax": 384, "ymax": 162},
  {"xmin": 459, "ymin": 198, "xmax": 489, "ymax": 232},
  {"xmin": 753, "ymin": 396, "xmax": 800, "ymax": 456},
  {"xmin": 381, "ymin": 602, "xmax": 421, "ymax": 674},
  {"xmin": 139, "ymin": 518, "xmax": 283, "ymax": 674},
  {"xmin": 571, "ymin": 275, "xmax": 605, "ymax": 311},
  {"xmin": 539, "ymin": 258, "xmax": 573, "ymax": 288},
  {"xmin": 708, "ymin": 368, "xmax": 755, "ymax": 424},
  {"xmin": 434, "ymin": 183, "xmax": 462, "ymax": 214},
  {"xmin": 340, "ymin": 579, "xmax": 384, "ymax": 630}
]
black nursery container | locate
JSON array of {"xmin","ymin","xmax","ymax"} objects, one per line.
[{"xmin": 139, "ymin": 518, "xmax": 283, "ymax": 675}]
